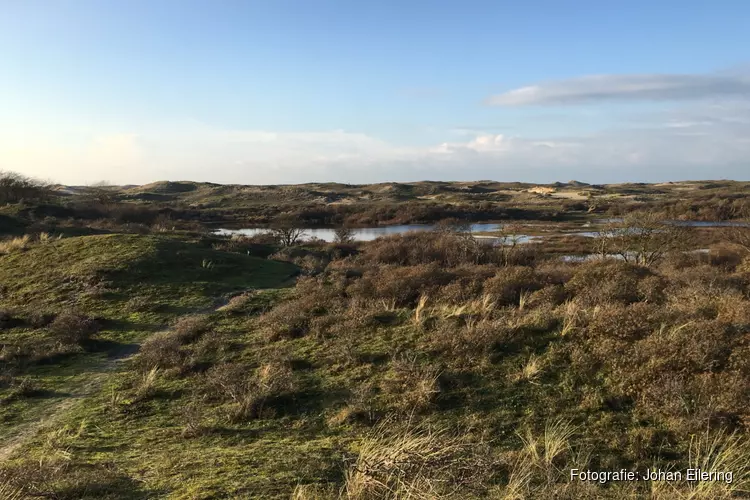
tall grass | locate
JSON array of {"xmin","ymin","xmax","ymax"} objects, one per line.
[
  {"xmin": 343, "ymin": 419, "xmax": 485, "ymax": 499},
  {"xmin": 0, "ymin": 235, "xmax": 31, "ymax": 254}
]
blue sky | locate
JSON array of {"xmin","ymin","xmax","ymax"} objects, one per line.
[{"xmin": 2, "ymin": 0, "xmax": 749, "ymax": 184}]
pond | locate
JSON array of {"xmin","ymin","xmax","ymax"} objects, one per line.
[
  {"xmin": 595, "ymin": 218, "xmax": 749, "ymax": 228},
  {"xmin": 215, "ymin": 223, "xmax": 508, "ymax": 242},
  {"xmin": 214, "ymin": 220, "xmax": 747, "ymax": 243}
]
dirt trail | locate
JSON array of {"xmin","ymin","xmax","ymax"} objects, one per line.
[{"xmin": 0, "ymin": 286, "xmax": 287, "ymax": 461}]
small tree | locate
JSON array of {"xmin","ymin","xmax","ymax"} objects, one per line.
[
  {"xmin": 334, "ymin": 226, "xmax": 355, "ymax": 244},
  {"xmin": 496, "ymin": 223, "xmax": 529, "ymax": 267},
  {"xmin": 270, "ymin": 215, "xmax": 307, "ymax": 246},
  {"xmin": 434, "ymin": 218, "xmax": 472, "ymax": 234},
  {"xmin": 725, "ymin": 205, "xmax": 750, "ymax": 254},
  {"xmin": 595, "ymin": 212, "xmax": 690, "ymax": 266}
]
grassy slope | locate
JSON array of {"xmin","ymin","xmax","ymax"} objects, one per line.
[
  {"xmin": 0, "ymin": 234, "xmax": 297, "ymax": 441},
  {"xmin": 16, "ymin": 240, "xmax": 750, "ymax": 498}
]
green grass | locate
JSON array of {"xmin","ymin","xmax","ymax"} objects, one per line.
[
  {"xmin": 0, "ymin": 234, "xmax": 297, "ymax": 445},
  {"xmin": 1, "ymin": 218, "xmax": 750, "ymax": 498}
]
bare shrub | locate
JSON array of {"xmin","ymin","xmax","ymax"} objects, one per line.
[
  {"xmin": 47, "ymin": 312, "xmax": 100, "ymax": 345},
  {"xmin": 270, "ymin": 214, "xmax": 307, "ymax": 246},
  {"xmin": 594, "ymin": 212, "xmax": 691, "ymax": 266},
  {"xmin": 334, "ymin": 227, "xmax": 355, "ymax": 243},
  {"xmin": 135, "ymin": 332, "xmax": 185, "ymax": 372}
]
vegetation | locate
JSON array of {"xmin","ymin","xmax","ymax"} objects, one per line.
[{"xmin": 1, "ymin": 171, "xmax": 750, "ymax": 498}]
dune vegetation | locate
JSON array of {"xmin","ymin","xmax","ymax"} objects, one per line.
[{"xmin": 1, "ymin": 171, "xmax": 750, "ymax": 498}]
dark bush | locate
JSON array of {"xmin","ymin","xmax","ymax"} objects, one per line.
[{"xmin": 47, "ymin": 312, "xmax": 100, "ymax": 345}]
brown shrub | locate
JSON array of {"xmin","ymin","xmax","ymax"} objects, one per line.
[
  {"xmin": 47, "ymin": 312, "xmax": 100, "ymax": 345},
  {"xmin": 27, "ymin": 311, "xmax": 56, "ymax": 328},
  {"xmin": 170, "ymin": 315, "xmax": 210, "ymax": 344},
  {"xmin": 585, "ymin": 302, "xmax": 656, "ymax": 341},
  {"xmin": 431, "ymin": 318, "xmax": 512, "ymax": 365},
  {"xmin": 708, "ymin": 244, "xmax": 745, "ymax": 269},
  {"xmin": 346, "ymin": 264, "xmax": 456, "ymax": 308},
  {"xmin": 636, "ymin": 275, "xmax": 668, "ymax": 304},
  {"xmin": 565, "ymin": 261, "xmax": 650, "ymax": 305},
  {"xmin": 260, "ymin": 300, "xmax": 315, "ymax": 341},
  {"xmin": 135, "ymin": 332, "xmax": 185, "ymax": 372},
  {"xmin": 484, "ymin": 266, "xmax": 543, "ymax": 306},
  {"xmin": 528, "ymin": 284, "xmax": 568, "ymax": 307}
]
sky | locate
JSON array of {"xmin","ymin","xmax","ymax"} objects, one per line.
[{"xmin": 1, "ymin": 0, "xmax": 749, "ymax": 185}]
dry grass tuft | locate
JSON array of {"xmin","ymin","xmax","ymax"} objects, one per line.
[
  {"xmin": 0, "ymin": 235, "xmax": 31, "ymax": 254},
  {"xmin": 516, "ymin": 354, "xmax": 543, "ymax": 382},
  {"xmin": 343, "ymin": 418, "xmax": 489, "ymax": 499}
]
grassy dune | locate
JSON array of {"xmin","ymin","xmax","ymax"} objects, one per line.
[
  {"xmin": 2, "ymin": 228, "xmax": 750, "ymax": 498},
  {"xmin": 0, "ymin": 234, "xmax": 296, "ymax": 454},
  {"xmin": 1, "ymin": 175, "xmax": 750, "ymax": 498}
]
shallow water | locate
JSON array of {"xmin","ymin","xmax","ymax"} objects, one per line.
[
  {"xmin": 215, "ymin": 219, "xmax": 747, "ymax": 244},
  {"xmin": 215, "ymin": 223, "xmax": 505, "ymax": 242}
]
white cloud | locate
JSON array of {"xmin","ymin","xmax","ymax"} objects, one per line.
[{"xmin": 487, "ymin": 73, "xmax": 750, "ymax": 106}]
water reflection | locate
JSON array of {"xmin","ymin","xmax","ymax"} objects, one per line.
[{"xmin": 215, "ymin": 223, "xmax": 505, "ymax": 242}]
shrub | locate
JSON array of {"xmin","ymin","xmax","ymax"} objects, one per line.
[
  {"xmin": 484, "ymin": 266, "xmax": 543, "ymax": 306},
  {"xmin": 565, "ymin": 261, "xmax": 650, "ymax": 305},
  {"xmin": 27, "ymin": 311, "xmax": 56, "ymax": 328},
  {"xmin": 260, "ymin": 300, "xmax": 315, "ymax": 341},
  {"xmin": 170, "ymin": 315, "xmax": 210, "ymax": 344},
  {"xmin": 382, "ymin": 353, "xmax": 441, "ymax": 414},
  {"xmin": 0, "ymin": 171, "xmax": 52, "ymax": 204},
  {"xmin": 346, "ymin": 264, "xmax": 456, "ymax": 308},
  {"xmin": 47, "ymin": 312, "xmax": 100, "ymax": 345},
  {"xmin": 135, "ymin": 332, "xmax": 185, "ymax": 372}
]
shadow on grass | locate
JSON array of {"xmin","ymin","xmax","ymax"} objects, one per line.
[{"xmin": 82, "ymin": 339, "xmax": 140, "ymax": 359}]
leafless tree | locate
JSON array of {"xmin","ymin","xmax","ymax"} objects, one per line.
[
  {"xmin": 270, "ymin": 215, "xmax": 307, "ymax": 246},
  {"xmin": 496, "ymin": 223, "xmax": 529, "ymax": 266},
  {"xmin": 724, "ymin": 206, "xmax": 750, "ymax": 254},
  {"xmin": 334, "ymin": 226, "xmax": 355, "ymax": 244},
  {"xmin": 595, "ymin": 212, "xmax": 690, "ymax": 266}
]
